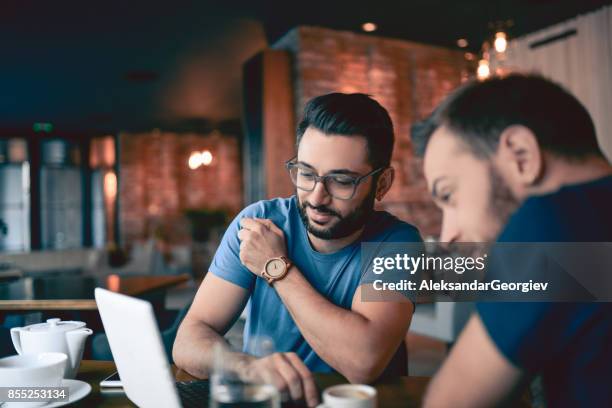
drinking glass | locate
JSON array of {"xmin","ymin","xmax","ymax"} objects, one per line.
[{"xmin": 210, "ymin": 342, "xmax": 280, "ymax": 408}]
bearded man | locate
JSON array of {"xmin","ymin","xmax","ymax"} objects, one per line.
[
  {"xmin": 413, "ymin": 74, "xmax": 612, "ymax": 407},
  {"xmin": 174, "ymin": 93, "xmax": 421, "ymax": 407}
]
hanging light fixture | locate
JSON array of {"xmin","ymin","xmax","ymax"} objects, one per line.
[
  {"xmin": 477, "ymin": 59, "xmax": 490, "ymax": 80},
  {"xmin": 494, "ymin": 31, "xmax": 508, "ymax": 53},
  {"xmin": 474, "ymin": 16, "xmax": 512, "ymax": 78},
  {"xmin": 475, "ymin": 40, "xmax": 491, "ymax": 80}
]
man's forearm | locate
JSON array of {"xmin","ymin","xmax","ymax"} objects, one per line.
[
  {"xmin": 273, "ymin": 267, "xmax": 406, "ymax": 383},
  {"xmin": 174, "ymin": 317, "xmax": 320, "ymax": 407},
  {"xmin": 172, "ymin": 319, "xmax": 229, "ymax": 379}
]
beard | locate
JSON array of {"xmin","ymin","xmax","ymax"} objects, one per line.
[
  {"xmin": 446, "ymin": 165, "xmax": 520, "ymax": 258},
  {"xmin": 488, "ymin": 165, "xmax": 520, "ymax": 237},
  {"xmin": 297, "ymin": 187, "xmax": 377, "ymax": 240}
]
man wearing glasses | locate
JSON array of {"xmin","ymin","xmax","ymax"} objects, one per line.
[{"xmin": 174, "ymin": 93, "xmax": 421, "ymax": 407}]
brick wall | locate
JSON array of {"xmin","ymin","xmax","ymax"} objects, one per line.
[
  {"xmin": 274, "ymin": 26, "xmax": 472, "ymax": 237},
  {"xmin": 119, "ymin": 130, "xmax": 242, "ymax": 245}
]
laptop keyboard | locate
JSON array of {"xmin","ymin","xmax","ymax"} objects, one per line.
[
  {"xmin": 176, "ymin": 380, "xmax": 210, "ymax": 408},
  {"xmin": 176, "ymin": 380, "xmax": 307, "ymax": 407}
]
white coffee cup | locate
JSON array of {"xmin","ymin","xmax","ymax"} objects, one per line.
[
  {"xmin": 322, "ymin": 384, "xmax": 377, "ymax": 408},
  {"xmin": 0, "ymin": 352, "xmax": 67, "ymax": 408}
]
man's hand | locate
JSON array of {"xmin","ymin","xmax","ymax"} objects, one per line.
[
  {"xmin": 238, "ymin": 218, "xmax": 287, "ymax": 276},
  {"xmin": 243, "ymin": 352, "xmax": 319, "ymax": 408}
]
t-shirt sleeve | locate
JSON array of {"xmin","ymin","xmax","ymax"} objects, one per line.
[
  {"xmin": 360, "ymin": 223, "xmax": 423, "ymax": 305},
  {"xmin": 477, "ymin": 302, "xmax": 602, "ymax": 373},
  {"xmin": 477, "ymin": 302, "xmax": 548, "ymax": 371},
  {"xmin": 209, "ymin": 202, "xmax": 264, "ymax": 291}
]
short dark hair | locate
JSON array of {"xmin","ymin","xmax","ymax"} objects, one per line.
[
  {"xmin": 296, "ymin": 93, "xmax": 394, "ymax": 168},
  {"xmin": 411, "ymin": 74, "xmax": 602, "ymax": 160}
]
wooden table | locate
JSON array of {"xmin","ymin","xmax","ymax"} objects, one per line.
[
  {"xmin": 0, "ymin": 274, "xmax": 190, "ymax": 311},
  {"xmin": 72, "ymin": 360, "xmax": 431, "ymax": 407}
]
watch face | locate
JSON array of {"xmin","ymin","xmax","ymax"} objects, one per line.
[{"xmin": 265, "ymin": 258, "xmax": 285, "ymax": 277}]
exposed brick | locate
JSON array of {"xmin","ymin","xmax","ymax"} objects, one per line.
[
  {"xmin": 118, "ymin": 131, "xmax": 242, "ymax": 245},
  {"xmin": 274, "ymin": 26, "xmax": 474, "ymax": 238}
]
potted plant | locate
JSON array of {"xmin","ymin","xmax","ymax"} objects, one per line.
[{"xmin": 184, "ymin": 209, "xmax": 228, "ymax": 243}]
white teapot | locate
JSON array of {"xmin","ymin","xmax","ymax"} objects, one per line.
[{"xmin": 10, "ymin": 318, "xmax": 93, "ymax": 379}]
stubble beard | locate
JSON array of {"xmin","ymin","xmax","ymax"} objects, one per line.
[{"xmin": 297, "ymin": 187, "xmax": 377, "ymax": 240}]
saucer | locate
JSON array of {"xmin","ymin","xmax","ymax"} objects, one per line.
[{"xmin": 44, "ymin": 379, "xmax": 92, "ymax": 408}]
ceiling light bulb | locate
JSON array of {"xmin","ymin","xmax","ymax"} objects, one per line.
[
  {"xmin": 188, "ymin": 151, "xmax": 203, "ymax": 170},
  {"xmin": 362, "ymin": 22, "xmax": 377, "ymax": 32},
  {"xmin": 457, "ymin": 38, "xmax": 469, "ymax": 48},
  {"xmin": 477, "ymin": 59, "xmax": 490, "ymax": 80},
  {"xmin": 201, "ymin": 150, "xmax": 213, "ymax": 166},
  {"xmin": 494, "ymin": 31, "xmax": 508, "ymax": 53}
]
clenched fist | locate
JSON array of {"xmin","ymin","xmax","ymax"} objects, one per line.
[{"xmin": 238, "ymin": 218, "xmax": 288, "ymax": 276}]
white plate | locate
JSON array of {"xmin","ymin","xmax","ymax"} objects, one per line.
[{"xmin": 44, "ymin": 379, "xmax": 92, "ymax": 408}]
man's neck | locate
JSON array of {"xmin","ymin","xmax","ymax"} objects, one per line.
[
  {"xmin": 526, "ymin": 156, "xmax": 612, "ymax": 198},
  {"xmin": 307, "ymin": 228, "xmax": 365, "ymax": 254}
]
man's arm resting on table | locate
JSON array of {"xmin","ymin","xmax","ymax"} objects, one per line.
[
  {"xmin": 172, "ymin": 272, "xmax": 321, "ymax": 407},
  {"xmin": 273, "ymin": 269, "xmax": 414, "ymax": 384},
  {"xmin": 237, "ymin": 217, "xmax": 413, "ymax": 384},
  {"xmin": 423, "ymin": 314, "xmax": 524, "ymax": 408},
  {"xmin": 172, "ymin": 273, "xmax": 249, "ymax": 379}
]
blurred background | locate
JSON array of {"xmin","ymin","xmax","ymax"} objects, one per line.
[{"xmin": 1, "ymin": 0, "xmax": 611, "ymax": 373}]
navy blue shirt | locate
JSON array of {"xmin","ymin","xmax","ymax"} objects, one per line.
[
  {"xmin": 210, "ymin": 196, "xmax": 422, "ymax": 372},
  {"xmin": 477, "ymin": 176, "xmax": 612, "ymax": 407}
]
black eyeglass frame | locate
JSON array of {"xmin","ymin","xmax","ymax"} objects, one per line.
[{"xmin": 284, "ymin": 156, "xmax": 385, "ymax": 200}]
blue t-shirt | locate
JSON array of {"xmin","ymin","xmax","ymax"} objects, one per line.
[
  {"xmin": 210, "ymin": 196, "xmax": 422, "ymax": 373},
  {"xmin": 477, "ymin": 176, "xmax": 612, "ymax": 407}
]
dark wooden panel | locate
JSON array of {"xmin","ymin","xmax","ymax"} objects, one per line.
[{"xmin": 242, "ymin": 50, "xmax": 295, "ymax": 203}]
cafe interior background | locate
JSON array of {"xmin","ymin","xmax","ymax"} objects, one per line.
[{"xmin": 1, "ymin": 0, "xmax": 612, "ymax": 374}]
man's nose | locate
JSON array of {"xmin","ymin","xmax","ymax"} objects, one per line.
[
  {"xmin": 308, "ymin": 180, "xmax": 332, "ymax": 207},
  {"xmin": 439, "ymin": 213, "xmax": 459, "ymax": 245}
]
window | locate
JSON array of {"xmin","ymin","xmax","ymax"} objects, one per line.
[
  {"xmin": 0, "ymin": 135, "xmax": 118, "ymax": 252},
  {"xmin": 90, "ymin": 136, "xmax": 117, "ymax": 248},
  {"xmin": 91, "ymin": 169, "xmax": 106, "ymax": 248},
  {"xmin": 0, "ymin": 138, "xmax": 30, "ymax": 252},
  {"xmin": 40, "ymin": 139, "xmax": 83, "ymax": 249}
]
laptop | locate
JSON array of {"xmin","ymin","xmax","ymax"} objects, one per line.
[{"xmin": 95, "ymin": 288, "xmax": 209, "ymax": 408}]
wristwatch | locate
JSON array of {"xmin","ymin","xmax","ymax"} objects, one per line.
[{"xmin": 262, "ymin": 256, "xmax": 293, "ymax": 285}]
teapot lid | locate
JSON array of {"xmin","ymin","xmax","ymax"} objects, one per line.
[{"xmin": 25, "ymin": 318, "xmax": 86, "ymax": 333}]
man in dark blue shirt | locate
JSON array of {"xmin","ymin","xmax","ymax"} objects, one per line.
[{"xmin": 412, "ymin": 74, "xmax": 612, "ymax": 407}]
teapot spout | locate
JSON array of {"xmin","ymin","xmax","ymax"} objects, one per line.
[{"xmin": 65, "ymin": 328, "xmax": 93, "ymax": 378}]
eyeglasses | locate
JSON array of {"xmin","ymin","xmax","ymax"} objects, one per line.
[{"xmin": 285, "ymin": 157, "xmax": 384, "ymax": 200}]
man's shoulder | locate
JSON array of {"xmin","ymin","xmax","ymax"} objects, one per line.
[
  {"xmin": 507, "ymin": 193, "xmax": 557, "ymax": 224},
  {"xmin": 240, "ymin": 196, "xmax": 296, "ymax": 219},
  {"xmin": 500, "ymin": 176, "xmax": 612, "ymax": 242},
  {"xmin": 477, "ymin": 301, "xmax": 612, "ymax": 372},
  {"xmin": 364, "ymin": 210, "xmax": 422, "ymax": 243}
]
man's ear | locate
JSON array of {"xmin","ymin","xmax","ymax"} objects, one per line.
[
  {"xmin": 497, "ymin": 125, "xmax": 542, "ymax": 185},
  {"xmin": 375, "ymin": 167, "xmax": 395, "ymax": 201}
]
